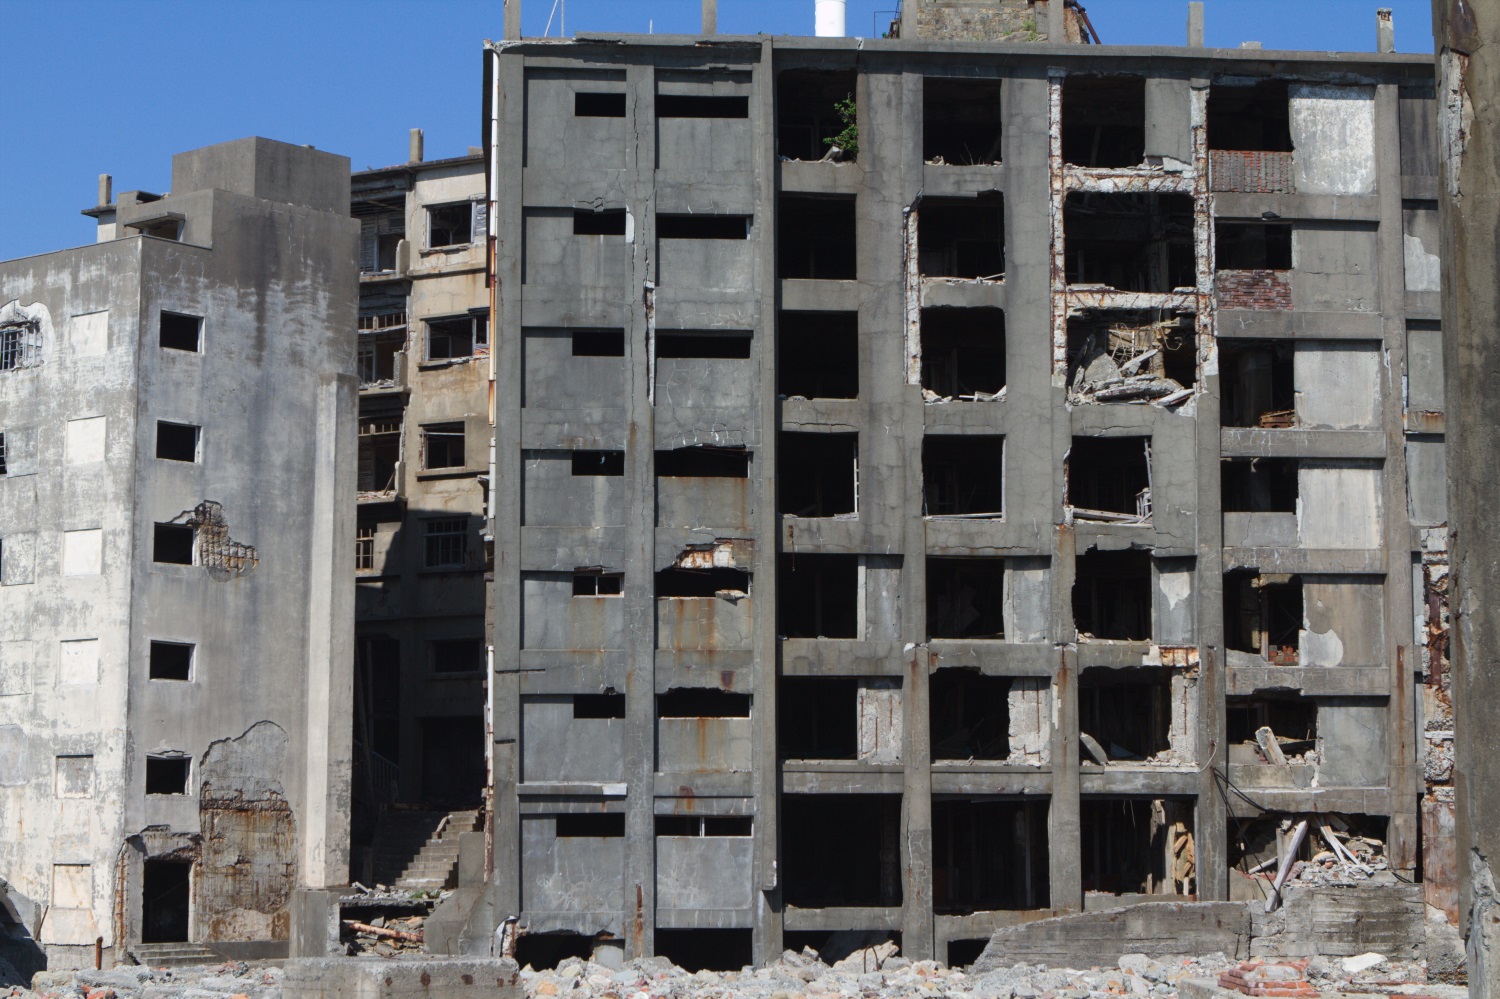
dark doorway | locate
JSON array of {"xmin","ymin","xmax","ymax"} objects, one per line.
[
  {"xmin": 141, "ymin": 859, "xmax": 191, "ymax": 943},
  {"xmin": 420, "ymin": 715, "xmax": 486, "ymax": 807}
]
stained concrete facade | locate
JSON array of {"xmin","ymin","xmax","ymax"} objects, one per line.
[
  {"xmin": 0, "ymin": 138, "xmax": 357, "ymax": 968},
  {"xmin": 476, "ymin": 30, "xmax": 1449, "ymax": 970}
]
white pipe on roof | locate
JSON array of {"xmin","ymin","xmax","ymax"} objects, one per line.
[{"xmin": 815, "ymin": 0, "xmax": 846, "ymax": 37}]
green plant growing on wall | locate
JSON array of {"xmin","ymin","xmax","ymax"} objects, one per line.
[
  {"xmin": 1019, "ymin": 17, "xmax": 1042, "ymax": 41},
  {"xmin": 823, "ymin": 94, "xmax": 859, "ymax": 158}
]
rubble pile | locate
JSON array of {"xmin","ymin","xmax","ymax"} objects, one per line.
[{"xmin": 10, "ymin": 961, "xmax": 280, "ymax": 999}]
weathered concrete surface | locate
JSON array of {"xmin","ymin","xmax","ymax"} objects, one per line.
[
  {"xmin": 971, "ymin": 903, "xmax": 1250, "ymax": 970},
  {"xmin": 1249, "ymin": 884, "xmax": 1423, "ymax": 959},
  {"xmin": 281, "ymin": 958, "xmax": 521, "ymax": 999}
]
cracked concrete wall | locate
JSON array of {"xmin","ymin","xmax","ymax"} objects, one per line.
[{"xmin": 520, "ymin": 697, "xmax": 626, "ymax": 784}]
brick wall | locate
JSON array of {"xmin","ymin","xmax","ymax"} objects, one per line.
[
  {"xmin": 1209, "ymin": 150, "xmax": 1295, "ymax": 194},
  {"xmin": 1216, "ymin": 269, "xmax": 1292, "ymax": 310}
]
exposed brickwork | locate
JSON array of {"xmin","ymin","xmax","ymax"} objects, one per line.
[
  {"xmin": 1216, "ymin": 269, "xmax": 1292, "ymax": 310},
  {"xmin": 1209, "ymin": 149, "xmax": 1295, "ymax": 193}
]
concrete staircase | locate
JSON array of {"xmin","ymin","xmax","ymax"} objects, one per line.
[
  {"xmin": 370, "ymin": 810, "xmax": 446, "ymax": 887},
  {"xmin": 394, "ymin": 810, "xmax": 482, "ymax": 890},
  {"xmin": 128, "ymin": 942, "xmax": 223, "ymax": 968}
]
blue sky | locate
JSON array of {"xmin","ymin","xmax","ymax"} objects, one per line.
[{"xmin": 2, "ymin": 0, "xmax": 1435, "ymax": 262}]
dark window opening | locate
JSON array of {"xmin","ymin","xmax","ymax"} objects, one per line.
[
  {"xmin": 1224, "ymin": 571, "xmax": 1303, "ymax": 664},
  {"xmin": 134, "ymin": 218, "xmax": 183, "ymax": 241},
  {"xmin": 422, "ymin": 422, "xmax": 465, "ymax": 470},
  {"xmin": 1221, "ymin": 458, "xmax": 1298, "ymax": 512},
  {"xmin": 948, "ymin": 940, "xmax": 989, "ymax": 969},
  {"xmin": 1068, "ymin": 436, "xmax": 1151, "ymax": 520},
  {"xmin": 924, "ymin": 78, "xmax": 1003, "ymax": 165},
  {"xmin": 921, "ymin": 308, "xmax": 1006, "ymax": 399},
  {"xmin": 659, "ymin": 688, "xmax": 752, "ymax": 718},
  {"xmin": 927, "ymin": 557, "xmax": 1006, "ymax": 640},
  {"xmin": 919, "ymin": 197, "xmax": 1004, "ymax": 279},
  {"xmin": 656, "ymin": 815, "xmax": 754, "ymax": 836},
  {"xmin": 658, "ymin": 94, "xmax": 750, "ymax": 118},
  {"xmin": 145, "ymin": 755, "xmax": 190, "ymax": 795},
  {"xmin": 1073, "ymin": 549, "xmax": 1153, "ymax": 641},
  {"xmin": 779, "ymin": 677, "xmax": 857, "ymax": 760},
  {"xmin": 778, "ymin": 312, "xmax": 858, "ymax": 399},
  {"xmin": 423, "ymin": 518, "xmax": 469, "ymax": 569},
  {"xmin": 430, "ymin": 637, "xmax": 485, "ymax": 674},
  {"xmin": 356, "ymin": 635, "xmax": 402, "ymax": 763},
  {"xmin": 1207, "ymin": 81, "xmax": 1292, "ymax": 151},
  {"xmin": 658, "ymin": 214, "xmax": 750, "ymax": 240},
  {"xmin": 656, "ymin": 567, "xmax": 750, "ymax": 598},
  {"xmin": 1227, "ymin": 695, "xmax": 1317, "ymax": 762},
  {"xmin": 358, "ymin": 417, "xmax": 401, "ymax": 492},
  {"xmin": 1220, "ymin": 343, "xmax": 1296, "ymax": 427},
  {"xmin": 777, "ymin": 69, "xmax": 859, "ymax": 161},
  {"xmin": 573, "ymin": 693, "xmax": 626, "ymax": 719},
  {"xmin": 572, "ymin": 450, "xmax": 625, "ymax": 476},
  {"xmin": 573, "ymin": 328, "xmax": 625, "ymax": 356},
  {"xmin": 656, "ymin": 446, "xmax": 749, "ymax": 478},
  {"xmin": 572, "ymin": 572, "xmax": 623, "ymax": 596},
  {"xmin": 515, "ymin": 933, "xmax": 595, "ymax": 971},
  {"xmin": 930, "ymin": 670, "xmax": 1011, "ymax": 760},
  {"xmin": 1064, "ymin": 192, "xmax": 1195, "ymax": 292},
  {"xmin": 1081, "ymin": 798, "xmax": 1196, "ymax": 896},
  {"xmin": 1078, "ymin": 669, "xmax": 1173, "ymax": 761},
  {"xmin": 555, "ymin": 813, "xmax": 625, "ymax": 837},
  {"xmin": 1062, "ymin": 75, "xmax": 1146, "ymax": 167},
  {"xmin": 933, "ymin": 798, "xmax": 1050, "ymax": 912},
  {"xmin": 1066, "ymin": 309, "xmax": 1197, "ymax": 400},
  {"xmin": 358, "ymin": 331, "xmax": 403, "ymax": 385},
  {"xmin": 1230, "ymin": 813, "xmax": 1387, "ymax": 873},
  {"xmin": 428, "ymin": 203, "xmax": 473, "ymax": 247},
  {"xmin": 153, "ymin": 524, "xmax": 194, "ymax": 565},
  {"xmin": 779, "ymin": 432, "xmax": 857, "ymax": 517},
  {"xmin": 141, "ymin": 860, "xmax": 191, "ymax": 944},
  {"xmin": 1216, "ymin": 221, "xmax": 1293, "ymax": 270},
  {"xmin": 779, "ymin": 196, "xmax": 856, "ymax": 279},
  {"xmin": 658, "ymin": 331, "xmax": 752, "ymax": 358},
  {"xmin": 155, "ymin": 422, "xmax": 199, "ymax": 462},
  {"xmin": 782, "ymin": 794, "xmax": 902, "ymax": 907},
  {"xmin": 923, "ymin": 435, "xmax": 1004, "ymax": 517},
  {"xmin": 428, "ymin": 315, "xmax": 488, "ymax": 360},
  {"xmin": 573, "ymin": 209, "xmax": 627, "ymax": 236},
  {"xmin": 778, "ymin": 553, "xmax": 858, "ymax": 638},
  {"xmin": 575, "ymin": 92, "xmax": 626, "ymax": 117},
  {"xmin": 654, "ymin": 930, "xmax": 753, "ymax": 974},
  {"xmin": 149, "ymin": 641, "xmax": 193, "ymax": 681},
  {"xmin": 159, "ymin": 312, "xmax": 202, "ymax": 352},
  {"xmin": 783, "ymin": 932, "xmax": 903, "ymax": 965}
]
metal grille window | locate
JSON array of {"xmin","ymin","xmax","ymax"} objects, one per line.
[
  {"xmin": 424, "ymin": 519, "xmax": 468, "ymax": 569},
  {"xmin": 0, "ymin": 322, "xmax": 42, "ymax": 371},
  {"xmin": 422, "ymin": 422, "xmax": 465, "ymax": 470},
  {"xmin": 355, "ymin": 525, "xmax": 376, "ymax": 572}
]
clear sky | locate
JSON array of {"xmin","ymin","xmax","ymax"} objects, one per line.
[{"xmin": 2, "ymin": 0, "xmax": 1435, "ymax": 262}]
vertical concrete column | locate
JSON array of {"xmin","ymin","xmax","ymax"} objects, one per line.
[
  {"xmin": 1377, "ymin": 8, "xmax": 1395, "ymax": 53},
  {"xmin": 702, "ymin": 0, "xmax": 717, "ymax": 35},
  {"xmin": 1047, "ymin": 0, "xmax": 1066, "ymax": 42},
  {"xmin": 504, "ymin": 0, "xmax": 521, "ymax": 40},
  {"xmin": 98, "ymin": 174, "xmax": 112, "ymax": 206},
  {"xmin": 1435, "ymin": 3, "xmax": 1500, "ymax": 994},
  {"xmin": 1187, "ymin": 2, "xmax": 1205, "ymax": 46}
]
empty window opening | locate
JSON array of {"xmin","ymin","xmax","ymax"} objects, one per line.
[
  {"xmin": 927, "ymin": 558, "xmax": 1006, "ymax": 639},
  {"xmin": 1221, "ymin": 458, "xmax": 1298, "ymax": 512},
  {"xmin": 1073, "ymin": 550, "xmax": 1153, "ymax": 641},
  {"xmin": 783, "ymin": 932, "xmax": 903, "ymax": 966},
  {"xmin": 933, "ymin": 798, "xmax": 1050, "ymax": 912},
  {"xmin": 358, "ymin": 416, "xmax": 401, "ymax": 493},
  {"xmin": 930, "ymin": 671, "xmax": 1011, "ymax": 760},
  {"xmin": 780, "ymin": 433, "xmax": 858, "ymax": 517},
  {"xmin": 655, "ymin": 815, "xmax": 754, "ymax": 835},
  {"xmin": 1064, "ymin": 193, "xmax": 1195, "ymax": 292},
  {"xmin": 149, "ymin": 641, "xmax": 194, "ymax": 681},
  {"xmin": 1081, "ymin": 798, "xmax": 1196, "ymax": 897},
  {"xmin": 155, "ymin": 422, "xmax": 199, "ymax": 462},
  {"xmin": 428, "ymin": 203, "xmax": 474, "ymax": 247},
  {"xmin": 575, "ymin": 92, "xmax": 626, "ymax": 117},
  {"xmin": 657, "ymin": 331, "xmax": 752, "ymax": 359},
  {"xmin": 1227, "ymin": 696, "xmax": 1317, "ymax": 764},
  {"xmin": 0, "ymin": 321, "xmax": 42, "ymax": 371},
  {"xmin": 515, "ymin": 933, "xmax": 595, "ymax": 971},
  {"xmin": 1067, "ymin": 309, "xmax": 1197, "ymax": 403},
  {"xmin": 422, "ymin": 422, "xmax": 465, "ymax": 470},
  {"xmin": 355, "ymin": 524, "xmax": 375, "ymax": 571},
  {"xmin": 921, "ymin": 308, "xmax": 1006, "ymax": 399},
  {"xmin": 141, "ymin": 860, "xmax": 191, "ymax": 944},
  {"xmin": 1216, "ymin": 222, "xmax": 1293, "ymax": 270},
  {"xmin": 923, "ymin": 436, "xmax": 1004, "ymax": 517},
  {"xmin": 1224, "ymin": 571, "xmax": 1303, "ymax": 664},
  {"xmin": 356, "ymin": 635, "xmax": 402, "ymax": 763},
  {"xmin": 1068, "ymin": 436, "xmax": 1152, "ymax": 522},
  {"xmin": 1220, "ymin": 343, "xmax": 1296, "ymax": 427},
  {"xmin": 658, "ymin": 215, "xmax": 750, "ymax": 240},
  {"xmin": 779, "ymin": 196, "xmax": 856, "ymax": 279},
  {"xmin": 779, "ymin": 678, "xmax": 857, "ymax": 760},
  {"xmin": 159, "ymin": 312, "xmax": 202, "ymax": 352},
  {"xmin": 427, "ymin": 314, "xmax": 488, "ymax": 360},
  {"xmin": 572, "ymin": 450, "xmax": 625, "ymax": 476},
  {"xmin": 924, "ymin": 78, "xmax": 1002, "ymax": 165},
  {"xmin": 919, "ymin": 197, "xmax": 1004, "ymax": 279},
  {"xmin": 132, "ymin": 217, "xmax": 183, "ymax": 241},
  {"xmin": 424, "ymin": 518, "xmax": 468, "ymax": 569},
  {"xmin": 948, "ymin": 940, "xmax": 989, "ymax": 969},
  {"xmin": 654, "ymin": 930, "xmax": 753, "ymax": 974},
  {"xmin": 145, "ymin": 755, "xmax": 190, "ymax": 795},
  {"xmin": 358, "ymin": 330, "xmax": 403, "ymax": 386},
  {"xmin": 778, "ymin": 553, "xmax": 858, "ymax": 638},
  {"xmin": 658, "ymin": 94, "xmax": 749, "ymax": 118},
  {"xmin": 1078, "ymin": 669, "xmax": 1172, "ymax": 761},
  {"xmin": 782, "ymin": 794, "xmax": 902, "ymax": 907},
  {"xmin": 777, "ymin": 69, "xmax": 859, "ymax": 161},
  {"xmin": 656, "ymin": 446, "xmax": 749, "ymax": 478},
  {"xmin": 573, "ymin": 209, "xmax": 627, "ymax": 236},
  {"xmin": 0, "ymin": 432, "xmax": 6, "ymax": 474},
  {"xmin": 153, "ymin": 524, "xmax": 194, "ymax": 565},
  {"xmin": 659, "ymin": 688, "xmax": 752, "ymax": 718},
  {"xmin": 1062, "ymin": 75, "xmax": 1146, "ymax": 167},
  {"xmin": 1228, "ymin": 813, "xmax": 1386, "ymax": 876},
  {"xmin": 1207, "ymin": 81, "xmax": 1292, "ymax": 151},
  {"xmin": 555, "ymin": 813, "xmax": 625, "ymax": 837},
  {"xmin": 573, "ymin": 572, "xmax": 623, "ymax": 596},
  {"xmin": 656, "ymin": 566, "xmax": 750, "ymax": 598},
  {"xmin": 430, "ymin": 637, "xmax": 485, "ymax": 674},
  {"xmin": 573, "ymin": 328, "xmax": 625, "ymax": 356},
  {"xmin": 573, "ymin": 693, "xmax": 626, "ymax": 719},
  {"xmin": 778, "ymin": 312, "xmax": 858, "ymax": 399},
  {"xmin": 358, "ymin": 212, "xmax": 404, "ymax": 273}
]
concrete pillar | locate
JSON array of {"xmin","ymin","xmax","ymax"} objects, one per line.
[
  {"xmin": 1187, "ymin": 2, "xmax": 1204, "ymax": 46},
  {"xmin": 1047, "ymin": 0, "xmax": 1065, "ymax": 42},
  {"xmin": 98, "ymin": 173, "xmax": 112, "ymax": 206},
  {"xmin": 409, "ymin": 128, "xmax": 424, "ymax": 164},
  {"xmin": 702, "ymin": 0, "xmax": 716, "ymax": 34},
  {"xmin": 504, "ymin": 0, "xmax": 521, "ymax": 40},
  {"xmin": 1377, "ymin": 8, "xmax": 1394, "ymax": 53},
  {"xmin": 1435, "ymin": 1, "xmax": 1500, "ymax": 996}
]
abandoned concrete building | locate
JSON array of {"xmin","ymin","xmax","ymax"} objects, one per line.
[
  {"xmin": 0, "ymin": 139, "xmax": 357, "ymax": 971},
  {"xmin": 466, "ymin": 7, "xmax": 1456, "ymax": 973}
]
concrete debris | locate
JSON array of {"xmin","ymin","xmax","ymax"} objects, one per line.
[
  {"xmin": 1339, "ymin": 952, "xmax": 1386, "ymax": 974},
  {"xmin": 1217, "ymin": 960, "xmax": 1318, "ymax": 997},
  {"xmin": 14, "ymin": 962, "xmax": 281, "ymax": 999}
]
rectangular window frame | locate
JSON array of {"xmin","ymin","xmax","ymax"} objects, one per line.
[
  {"xmin": 421, "ymin": 422, "xmax": 466, "ymax": 471},
  {"xmin": 428, "ymin": 202, "xmax": 477, "ymax": 249},
  {"xmin": 423, "ymin": 518, "xmax": 469, "ymax": 570}
]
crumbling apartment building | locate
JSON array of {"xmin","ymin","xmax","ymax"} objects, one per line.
[
  {"xmin": 0, "ymin": 139, "xmax": 356, "ymax": 971},
  {"xmin": 473, "ymin": 3, "xmax": 1453, "ymax": 971}
]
